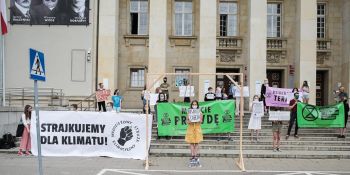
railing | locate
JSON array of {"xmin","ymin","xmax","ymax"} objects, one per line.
[
  {"xmin": 317, "ymin": 39, "xmax": 331, "ymax": 52},
  {"xmin": 75, "ymin": 93, "xmax": 96, "ymax": 111},
  {"xmin": 267, "ymin": 38, "xmax": 287, "ymax": 50},
  {"xmin": 216, "ymin": 36, "xmax": 242, "ymax": 50},
  {"xmin": 0, "ymin": 87, "xmax": 65, "ymax": 107}
]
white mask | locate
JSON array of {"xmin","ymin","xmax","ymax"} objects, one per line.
[
  {"xmin": 192, "ymin": 105, "xmax": 198, "ymax": 109},
  {"xmin": 253, "ymin": 98, "xmax": 259, "ymax": 102}
]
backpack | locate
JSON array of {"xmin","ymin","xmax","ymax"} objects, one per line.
[{"xmin": 0, "ymin": 133, "xmax": 16, "ymax": 149}]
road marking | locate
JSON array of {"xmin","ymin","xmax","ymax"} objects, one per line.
[{"xmin": 97, "ymin": 169, "xmax": 350, "ymax": 175}]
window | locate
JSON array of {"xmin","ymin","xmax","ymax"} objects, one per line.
[
  {"xmin": 219, "ymin": 2, "xmax": 238, "ymax": 36},
  {"xmin": 175, "ymin": 68, "xmax": 190, "ymax": 87},
  {"xmin": 130, "ymin": 0, "xmax": 148, "ymax": 35},
  {"xmin": 267, "ymin": 3, "xmax": 282, "ymax": 38},
  {"xmin": 130, "ymin": 68, "xmax": 145, "ymax": 87},
  {"xmin": 317, "ymin": 4, "xmax": 326, "ymax": 38},
  {"xmin": 174, "ymin": 1, "xmax": 193, "ymax": 36}
]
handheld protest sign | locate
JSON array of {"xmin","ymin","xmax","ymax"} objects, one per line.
[{"xmin": 188, "ymin": 109, "xmax": 201, "ymax": 122}]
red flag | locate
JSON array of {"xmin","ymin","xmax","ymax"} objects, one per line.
[{"xmin": 0, "ymin": 0, "xmax": 8, "ymax": 35}]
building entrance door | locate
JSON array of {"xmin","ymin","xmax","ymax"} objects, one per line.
[
  {"xmin": 267, "ymin": 70, "xmax": 283, "ymax": 88},
  {"xmin": 316, "ymin": 70, "xmax": 328, "ymax": 105}
]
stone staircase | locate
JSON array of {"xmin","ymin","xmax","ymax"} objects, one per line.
[{"xmin": 149, "ymin": 113, "xmax": 350, "ymax": 159}]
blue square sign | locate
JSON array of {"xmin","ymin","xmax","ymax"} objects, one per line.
[{"xmin": 29, "ymin": 48, "xmax": 46, "ymax": 81}]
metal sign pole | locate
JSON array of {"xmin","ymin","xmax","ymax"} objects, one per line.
[{"xmin": 34, "ymin": 80, "xmax": 43, "ymax": 175}]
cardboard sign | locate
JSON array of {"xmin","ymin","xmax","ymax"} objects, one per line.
[
  {"xmin": 188, "ymin": 109, "xmax": 201, "ymax": 122},
  {"xmin": 96, "ymin": 89, "xmax": 111, "ymax": 102}
]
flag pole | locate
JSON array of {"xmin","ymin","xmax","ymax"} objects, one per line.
[{"xmin": 1, "ymin": 33, "xmax": 4, "ymax": 107}]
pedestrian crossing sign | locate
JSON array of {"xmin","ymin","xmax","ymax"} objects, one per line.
[{"xmin": 29, "ymin": 48, "xmax": 46, "ymax": 81}]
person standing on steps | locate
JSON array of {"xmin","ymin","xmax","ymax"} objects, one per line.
[
  {"xmin": 260, "ymin": 79, "xmax": 269, "ymax": 113},
  {"xmin": 185, "ymin": 100, "xmax": 203, "ymax": 167},
  {"xmin": 112, "ymin": 89, "xmax": 123, "ymax": 113},
  {"xmin": 96, "ymin": 83, "xmax": 109, "ymax": 112},
  {"xmin": 286, "ymin": 92, "xmax": 300, "ymax": 140},
  {"xmin": 160, "ymin": 77, "xmax": 170, "ymax": 100},
  {"xmin": 248, "ymin": 95, "xmax": 262, "ymax": 142},
  {"xmin": 336, "ymin": 86, "xmax": 349, "ymax": 138}
]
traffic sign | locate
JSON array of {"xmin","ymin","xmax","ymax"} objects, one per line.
[{"xmin": 29, "ymin": 48, "xmax": 46, "ymax": 81}]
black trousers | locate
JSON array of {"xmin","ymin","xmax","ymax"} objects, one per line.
[
  {"xmin": 98, "ymin": 101, "xmax": 106, "ymax": 112},
  {"xmin": 287, "ymin": 111, "xmax": 298, "ymax": 136}
]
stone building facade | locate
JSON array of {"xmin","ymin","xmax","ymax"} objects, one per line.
[{"xmin": 96, "ymin": 0, "xmax": 350, "ymax": 108}]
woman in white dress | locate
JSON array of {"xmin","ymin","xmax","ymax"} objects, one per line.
[{"xmin": 248, "ymin": 95, "xmax": 263, "ymax": 142}]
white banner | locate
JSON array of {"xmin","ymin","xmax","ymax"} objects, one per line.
[
  {"xmin": 234, "ymin": 86, "xmax": 250, "ymax": 97},
  {"xmin": 31, "ymin": 111, "xmax": 152, "ymax": 160},
  {"xmin": 252, "ymin": 101, "xmax": 264, "ymax": 117},
  {"xmin": 268, "ymin": 111, "xmax": 290, "ymax": 121}
]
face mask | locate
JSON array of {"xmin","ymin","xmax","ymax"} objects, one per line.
[
  {"xmin": 192, "ymin": 105, "xmax": 198, "ymax": 109},
  {"xmin": 295, "ymin": 95, "xmax": 299, "ymax": 99}
]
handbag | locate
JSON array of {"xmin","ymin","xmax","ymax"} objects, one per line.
[{"xmin": 16, "ymin": 124, "xmax": 24, "ymax": 137}]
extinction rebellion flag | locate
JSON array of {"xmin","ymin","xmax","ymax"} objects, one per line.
[
  {"xmin": 157, "ymin": 100, "xmax": 235, "ymax": 136},
  {"xmin": 297, "ymin": 102, "xmax": 345, "ymax": 128}
]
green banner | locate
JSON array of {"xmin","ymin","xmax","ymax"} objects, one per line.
[
  {"xmin": 157, "ymin": 100, "xmax": 235, "ymax": 136},
  {"xmin": 297, "ymin": 102, "xmax": 345, "ymax": 128}
]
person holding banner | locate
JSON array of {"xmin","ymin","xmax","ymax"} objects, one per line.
[
  {"xmin": 248, "ymin": 95, "xmax": 263, "ymax": 142},
  {"xmin": 185, "ymin": 100, "xmax": 203, "ymax": 167},
  {"xmin": 286, "ymin": 92, "xmax": 300, "ymax": 140},
  {"xmin": 96, "ymin": 83, "xmax": 109, "ymax": 112},
  {"xmin": 260, "ymin": 79, "xmax": 269, "ymax": 113},
  {"xmin": 18, "ymin": 105, "xmax": 32, "ymax": 156},
  {"xmin": 336, "ymin": 86, "xmax": 349, "ymax": 138}
]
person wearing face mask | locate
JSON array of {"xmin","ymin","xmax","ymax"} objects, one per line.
[
  {"xmin": 160, "ymin": 77, "xmax": 170, "ymax": 100},
  {"xmin": 185, "ymin": 100, "xmax": 203, "ymax": 167},
  {"xmin": 248, "ymin": 95, "xmax": 262, "ymax": 142},
  {"xmin": 204, "ymin": 87, "xmax": 216, "ymax": 101},
  {"xmin": 260, "ymin": 79, "xmax": 269, "ymax": 113},
  {"xmin": 286, "ymin": 92, "xmax": 300, "ymax": 140}
]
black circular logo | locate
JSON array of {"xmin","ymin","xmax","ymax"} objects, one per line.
[
  {"xmin": 302, "ymin": 105, "xmax": 319, "ymax": 121},
  {"xmin": 111, "ymin": 120, "xmax": 140, "ymax": 152}
]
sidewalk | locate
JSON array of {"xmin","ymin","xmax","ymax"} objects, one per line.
[{"xmin": 0, "ymin": 153, "xmax": 350, "ymax": 175}]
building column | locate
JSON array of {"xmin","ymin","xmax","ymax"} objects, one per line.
[
  {"xmin": 248, "ymin": 0, "xmax": 267, "ymax": 98},
  {"xmin": 343, "ymin": 0, "xmax": 350, "ymax": 93},
  {"xmin": 148, "ymin": 0, "xmax": 167, "ymax": 88},
  {"xmin": 198, "ymin": 0, "xmax": 216, "ymax": 100},
  {"xmin": 295, "ymin": 0, "xmax": 317, "ymax": 104},
  {"xmin": 98, "ymin": 0, "xmax": 118, "ymax": 91}
]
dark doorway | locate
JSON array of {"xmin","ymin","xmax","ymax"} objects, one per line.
[
  {"xmin": 316, "ymin": 70, "xmax": 328, "ymax": 106},
  {"xmin": 267, "ymin": 70, "xmax": 284, "ymax": 88},
  {"xmin": 216, "ymin": 68, "xmax": 240, "ymax": 94}
]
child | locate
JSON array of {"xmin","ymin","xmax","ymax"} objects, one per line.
[
  {"xmin": 185, "ymin": 100, "xmax": 203, "ymax": 167},
  {"xmin": 272, "ymin": 120, "xmax": 282, "ymax": 152},
  {"xmin": 248, "ymin": 95, "xmax": 262, "ymax": 142},
  {"xmin": 112, "ymin": 89, "xmax": 122, "ymax": 113}
]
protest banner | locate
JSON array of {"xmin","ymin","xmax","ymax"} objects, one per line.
[
  {"xmin": 157, "ymin": 100, "xmax": 235, "ymax": 136},
  {"xmin": 179, "ymin": 86, "xmax": 195, "ymax": 97},
  {"xmin": 297, "ymin": 102, "xmax": 345, "ymax": 128},
  {"xmin": 265, "ymin": 87, "xmax": 302, "ymax": 107},
  {"xmin": 30, "ymin": 111, "xmax": 152, "ymax": 159}
]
